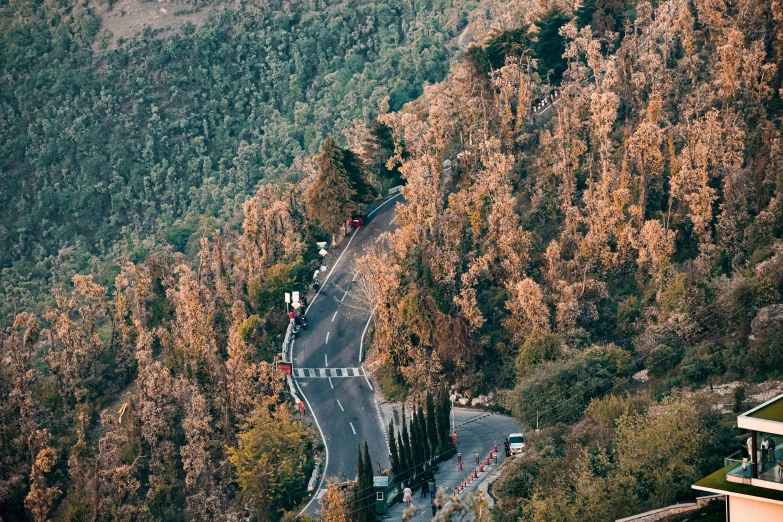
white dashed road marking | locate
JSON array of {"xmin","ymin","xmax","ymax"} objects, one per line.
[
  {"xmin": 337, "ymin": 399, "xmax": 344, "ymax": 411},
  {"xmin": 325, "ymin": 354, "xmax": 328, "ymax": 366},
  {"xmin": 329, "ymin": 377, "xmax": 334, "ymax": 389},
  {"xmin": 325, "ymin": 332, "xmax": 329, "ymax": 344},
  {"xmin": 341, "ymin": 291, "xmax": 348, "ymax": 302},
  {"xmin": 332, "ymin": 311, "xmax": 338, "ymax": 322},
  {"xmin": 349, "ymin": 422, "xmax": 356, "ymax": 435}
]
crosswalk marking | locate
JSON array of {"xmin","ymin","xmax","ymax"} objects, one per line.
[{"xmin": 293, "ymin": 367, "xmax": 364, "ymax": 379}]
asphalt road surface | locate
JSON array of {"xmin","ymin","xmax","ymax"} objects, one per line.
[{"xmin": 295, "ymin": 195, "xmax": 400, "ymax": 517}]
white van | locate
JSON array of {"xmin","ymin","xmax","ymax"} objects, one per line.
[{"xmin": 508, "ymin": 433, "xmax": 526, "ymax": 455}]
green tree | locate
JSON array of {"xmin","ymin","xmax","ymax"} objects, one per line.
[
  {"xmin": 305, "ymin": 136, "xmax": 373, "ymax": 242},
  {"xmin": 388, "ymin": 420, "xmax": 401, "ymax": 486},
  {"xmin": 533, "ymin": 8, "xmax": 571, "ymax": 84},
  {"xmin": 228, "ymin": 408, "xmax": 312, "ymax": 521},
  {"xmin": 362, "ymin": 119, "xmax": 403, "ymax": 194},
  {"xmin": 425, "ymin": 392, "xmax": 439, "ymax": 458},
  {"xmin": 615, "ymin": 399, "xmax": 704, "ymax": 508},
  {"xmin": 515, "ymin": 333, "xmax": 561, "ymax": 378},
  {"xmin": 306, "ymin": 137, "xmax": 358, "ymax": 240},
  {"xmin": 362, "ymin": 442, "xmax": 375, "ymax": 522}
]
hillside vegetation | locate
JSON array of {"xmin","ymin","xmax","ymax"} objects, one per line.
[
  {"xmin": 0, "ymin": 0, "xmax": 474, "ymax": 321},
  {"xmin": 349, "ymin": 0, "xmax": 783, "ymax": 517}
]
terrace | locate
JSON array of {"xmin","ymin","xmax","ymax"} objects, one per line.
[{"xmin": 722, "ymin": 394, "xmax": 783, "ymax": 491}]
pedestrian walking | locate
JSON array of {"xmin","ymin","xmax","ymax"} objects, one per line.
[
  {"xmin": 428, "ymin": 477, "xmax": 436, "ymax": 498},
  {"xmin": 403, "ymin": 487, "xmax": 412, "ymax": 506},
  {"xmin": 421, "ymin": 477, "xmax": 429, "ymax": 497},
  {"xmin": 504, "ymin": 438, "xmax": 511, "ymax": 457}
]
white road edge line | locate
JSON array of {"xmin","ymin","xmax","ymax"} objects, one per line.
[
  {"xmin": 360, "ymin": 365, "xmax": 373, "ymax": 390},
  {"xmin": 349, "ymin": 422, "xmax": 357, "ymax": 435},
  {"xmin": 332, "ymin": 311, "xmax": 338, "ymax": 322},
  {"xmin": 373, "ymin": 395, "xmax": 391, "ymax": 455},
  {"xmin": 337, "ymin": 399, "xmax": 344, "ymax": 411},
  {"xmin": 294, "ymin": 378, "xmax": 328, "ymax": 517},
  {"xmin": 329, "ymin": 377, "xmax": 334, "ymax": 389},
  {"xmin": 358, "ymin": 306, "xmax": 378, "ymax": 362},
  {"xmin": 367, "ymin": 193, "xmax": 401, "ymax": 218},
  {"xmin": 325, "ymin": 332, "xmax": 329, "ymax": 344}
]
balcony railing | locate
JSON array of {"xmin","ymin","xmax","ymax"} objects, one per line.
[
  {"xmin": 725, "ymin": 443, "xmax": 783, "ymax": 490},
  {"xmin": 725, "ymin": 451, "xmax": 752, "ymax": 482}
]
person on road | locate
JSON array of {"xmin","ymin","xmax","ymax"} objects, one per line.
[
  {"xmin": 428, "ymin": 477, "xmax": 436, "ymax": 498},
  {"xmin": 403, "ymin": 486, "xmax": 412, "ymax": 506},
  {"xmin": 420, "ymin": 478, "xmax": 429, "ymax": 497},
  {"xmin": 504, "ymin": 438, "xmax": 511, "ymax": 457},
  {"xmin": 288, "ymin": 310, "xmax": 295, "ymax": 322},
  {"xmin": 431, "ymin": 498, "xmax": 437, "ymax": 516}
]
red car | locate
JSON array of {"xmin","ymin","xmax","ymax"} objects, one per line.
[{"xmin": 348, "ymin": 217, "xmax": 364, "ymax": 228}]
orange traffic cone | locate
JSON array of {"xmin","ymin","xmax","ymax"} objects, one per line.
[
  {"xmin": 494, "ymin": 442, "xmax": 498, "ymax": 453},
  {"xmin": 480, "ymin": 463, "xmax": 484, "ymax": 473},
  {"xmin": 474, "ymin": 468, "xmax": 478, "ymax": 478},
  {"xmin": 459, "ymin": 460, "xmax": 463, "ymax": 471},
  {"xmin": 486, "ymin": 455, "xmax": 490, "ymax": 465}
]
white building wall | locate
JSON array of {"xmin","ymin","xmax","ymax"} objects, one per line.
[{"xmin": 729, "ymin": 494, "xmax": 783, "ymax": 521}]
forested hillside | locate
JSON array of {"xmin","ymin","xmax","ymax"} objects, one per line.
[
  {"xmin": 0, "ymin": 0, "xmax": 489, "ymax": 519},
  {"xmin": 0, "ymin": 0, "xmax": 479, "ymax": 321},
  {"xmin": 4, "ymin": 0, "xmax": 783, "ymax": 519},
  {"xmin": 350, "ymin": 0, "xmax": 783, "ymax": 518}
]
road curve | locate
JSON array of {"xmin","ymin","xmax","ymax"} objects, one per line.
[{"xmin": 295, "ymin": 196, "xmax": 400, "ymax": 517}]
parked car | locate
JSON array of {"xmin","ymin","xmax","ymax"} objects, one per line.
[{"xmin": 508, "ymin": 433, "xmax": 526, "ymax": 455}]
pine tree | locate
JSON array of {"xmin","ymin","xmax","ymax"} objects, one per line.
[
  {"xmin": 426, "ymin": 391, "xmax": 438, "ymax": 458},
  {"xmin": 305, "ymin": 136, "xmax": 359, "ymax": 241}
]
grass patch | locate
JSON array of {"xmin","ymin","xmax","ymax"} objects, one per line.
[{"xmin": 376, "ymin": 365, "xmax": 407, "ymax": 401}]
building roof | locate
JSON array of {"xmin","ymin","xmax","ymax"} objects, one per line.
[
  {"xmin": 738, "ymin": 393, "xmax": 783, "ymax": 435},
  {"xmin": 693, "ymin": 468, "xmax": 783, "ymax": 505}
]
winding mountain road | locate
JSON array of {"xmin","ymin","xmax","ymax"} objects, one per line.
[{"xmin": 294, "ymin": 195, "xmax": 400, "ymax": 517}]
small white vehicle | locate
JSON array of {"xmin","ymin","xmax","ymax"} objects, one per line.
[{"xmin": 508, "ymin": 433, "xmax": 526, "ymax": 455}]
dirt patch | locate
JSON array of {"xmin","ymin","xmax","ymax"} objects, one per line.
[{"xmin": 89, "ymin": 0, "xmax": 226, "ymax": 51}]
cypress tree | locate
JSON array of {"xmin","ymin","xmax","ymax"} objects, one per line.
[
  {"xmin": 401, "ymin": 407, "xmax": 413, "ymax": 484},
  {"xmin": 435, "ymin": 386, "xmax": 449, "ymax": 454},
  {"xmin": 426, "ymin": 391, "xmax": 439, "ymax": 457},
  {"xmin": 354, "ymin": 445, "xmax": 365, "ymax": 519},
  {"xmin": 363, "ymin": 441, "xmax": 375, "ymax": 522},
  {"xmin": 388, "ymin": 420, "xmax": 400, "ymax": 482},
  {"xmin": 397, "ymin": 431, "xmax": 409, "ymax": 486},
  {"xmin": 417, "ymin": 402, "xmax": 429, "ymax": 462},
  {"xmin": 438, "ymin": 383, "xmax": 452, "ymax": 451},
  {"xmin": 410, "ymin": 404, "xmax": 422, "ymax": 481}
]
